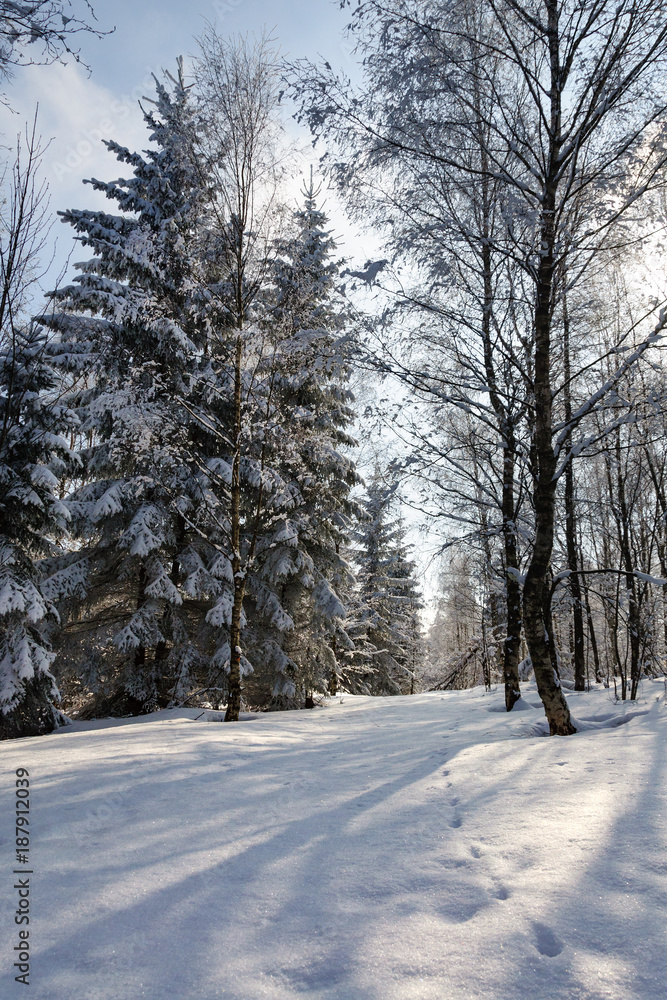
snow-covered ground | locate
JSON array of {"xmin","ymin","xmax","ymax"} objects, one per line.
[{"xmin": 1, "ymin": 681, "xmax": 666, "ymax": 999}]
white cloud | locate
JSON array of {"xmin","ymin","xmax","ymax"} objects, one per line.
[{"xmin": 0, "ymin": 61, "xmax": 164, "ymax": 289}]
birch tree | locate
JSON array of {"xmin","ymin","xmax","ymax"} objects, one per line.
[
  {"xmin": 290, "ymin": 0, "xmax": 667, "ymax": 734},
  {"xmin": 0, "ymin": 0, "xmax": 107, "ymax": 90}
]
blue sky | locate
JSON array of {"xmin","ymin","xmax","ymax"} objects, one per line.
[
  {"xmin": 0, "ymin": 0, "xmax": 362, "ymax": 283},
  {"xmin": 82, "ymin": 0, "xmax": 353, "ymax": 87}
]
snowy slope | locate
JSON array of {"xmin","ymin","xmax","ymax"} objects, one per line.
[{"xmin": 1, "ymin": 681, "xmax": 666, "ymax": 1000}]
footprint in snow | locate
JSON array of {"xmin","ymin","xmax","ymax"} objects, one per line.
[
  {"xmin": 533, "ymin": 922, "xmax": 565, "ymax": 957},
  {"xmin": 449, "ymin": 815, "xmax": 463, "ymax": 829},
  {"xmin": 470, "ymin": 845, "xmax": 483, "ymax": 859},
  {"xmin": 438, "ymin": 897, "xmax": 488, "ymax": 923}
]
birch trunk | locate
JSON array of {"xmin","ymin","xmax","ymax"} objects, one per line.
[{"xmin": 522, "ymin": 1, "xmax": 575, "ymax": 736}]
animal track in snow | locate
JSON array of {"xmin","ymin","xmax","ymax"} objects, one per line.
[
  {"xmin": 438, "ymin": 897, "xmax": 488, "ymax": 924},
  {"xmin": 533, "ymin": 922, "xmax": 564, "ymax": 957}
]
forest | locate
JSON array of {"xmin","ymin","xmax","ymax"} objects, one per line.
[{"xmin": 3, "ymin": 0, "xmax": 667, "ymax": 741}]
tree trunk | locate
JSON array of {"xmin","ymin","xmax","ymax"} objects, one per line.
[
  {"xmin": 226, "ymin": 587, "xmax": 244, "ymax": 721},
  {"xmin": 524, "ymin": 477, "xmax": 574, "ymax": 732},
  {"xmin": 564, "ymin": 462, "xmax": 586, "ymax": 691},
  {"xmin": 562, "ymin": 289, "xmax": 586, "ymax": 690},
  {"xmin": 643, "ymin": 445, "xmax": 667, "ymax": 675},
  {"xmin": 615, "ymin": 429, "xmax": 641, "ymax": 700},
  {"xmin": 133, "ymin": 564, "xmax": 147, "ymax": 687},
  {"xmin": 472, "ymin": 72, "xmax": 524, "ymax": 709},
  {"xmin": 523, "ymin": 297, "xmax": 574, "ymax": 734},
  {"xmin": 479, "ymin": 234, "xmax": 522, "ymax": 709},
  {"xmin": 225, "ymin": 332, "xmax": 245, "ymax": 722},
  {"xmin": 502, "ymin": 433, "xmax": 522, "ymax": 710},
  {"xmin": 583, "ymin": 580, "xmax": 602, "ymax": 683},
  {"xmin": 610, "ymin": 569, "xmax": 627, "ymax": 700},
  {"xmin": 522, "ymin": 1, "xmax": 575, "ymax": 736},
  {"xmin": 154, "ymin": 513, "xmax": 186, "ymax": 678}
]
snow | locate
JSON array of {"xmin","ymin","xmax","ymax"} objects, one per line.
[
  {"xmin": 343, "ymin": 259, "xmax": 389, "ymax": 285},
  {"xmin": 1, "ymin": 681, "xmax": 666, "ymax": 999}
]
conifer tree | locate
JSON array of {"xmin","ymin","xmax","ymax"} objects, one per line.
[
  {"xmin": 191, "ymin": 35, "xmax": 360, "ymax": 718},
  {"xmin": 0, "ymin": 324, "xmax": 75, "ymax": 737},
  {"xmin": 187, "ymin": 31, "xmax": 300, "ymax": 720},
  {"xmin": 190, "ymin": 172, "xmax": 361, "ymax": 713},
  {"xmin": 259, "ymin": 170, "xmax": 360, "ymax": 705},
  {"xmin": 350, "ymin": 479, "xmax": 424, "ymax": 695},
  {"xmin": 42, "ymin": 62, "xmax": 216, "ymax": 713},
  {"xmin": 0, "ymin": 120, "xmax": 76, "ymax": 738}
]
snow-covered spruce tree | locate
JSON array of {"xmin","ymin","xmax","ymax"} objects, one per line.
[
  {"xmin": 349, "ymin": 479, "xmax": 423, "ymax": 695},
  {"xmin": 0, "ymin": 323, "xmax": 76, "ymax": 738},
  {"xmin": 190, "ymin": 31, "xmax": 358, "ymax": 719},
  {"xmin": 259, "ymin": 171, "xmax": 360, "ymax": 706},
  {"xmin": 186, "ymin": 315, "xmax": 307, "ymax": 713},
  {"xmin": 185, "ymin": 158, "xmax": 360, "ymax": 713},
  {"xmin": 0, "ymin": 120, "xmax": 77, "ymax": 738},
  {"xmin": 187, "ymin": 181, "xmax": 355, "ymax": 714},
  {"xmin": 41, "ymin": 62, "xmax": 217, "ymax": 714}
]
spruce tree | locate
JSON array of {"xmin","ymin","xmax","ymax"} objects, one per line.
[
  {"xmin": 259, "ymin": 171, "xmax": 360, "ymax": 705},
  {"xmin": 0, "ymin": 324, "xmax": 75, "ymax": 738},
  {"xmin": 350, "ymin": 479, "xmax": 424, "ymax": 695},
  {"xmin": 42, "ymin": 62, "xmax": 217, "ymax": 713},
  {"xmin": 193, "ymin": 173, "xmax": 360, "ymax": 710}
]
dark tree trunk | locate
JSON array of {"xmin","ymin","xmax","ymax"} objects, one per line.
[
  {"xmin": 472, "ymin": 70, "xmax": 525, "ymax": 709},
  {"xmin": 562, "ymin": 290, "xmax": 586, "ymax": 690},
  {"xmin": 502, "ymin": 434, "xmax": 522, "ymax": 711},
  {"xmin": 522, "ymin": 1, "xmax": 575, "ymax": 735},
  {"xmin": 583, "ymin": 580, "xmax": 602, "ymax": 683},
  {"xmin": 133, "ymin": 564, "xmax": 147, "ymax": 692},
  {"xmin": 225, "ymin": 333, "xmax": 245, "ymax": 723},
  {"xmin": 479, "ymin": 235, "xmax": 522, "ymax": 710},
  {"xmin": 643, "ymin": 445, "xmax": 667, "ymax": 677},
  {"xmin": 615, "ymin": 429, "xmax": 641, "ymax": 700}
]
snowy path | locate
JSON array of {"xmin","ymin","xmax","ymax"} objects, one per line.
[{"xmin": 1, "ymin": 683, "xmax": 666, "ymax": 999}]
